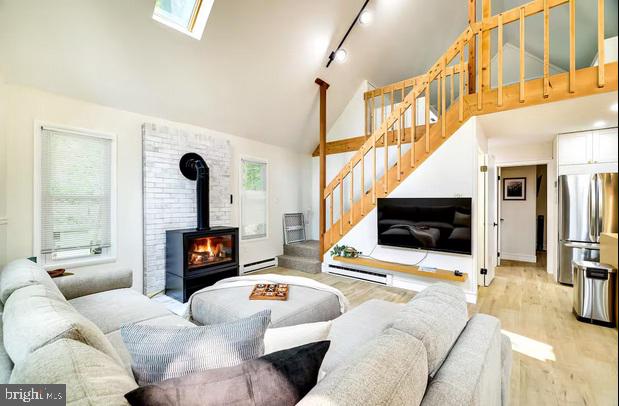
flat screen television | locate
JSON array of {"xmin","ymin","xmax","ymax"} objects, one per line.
[{"xmin": 377, "ymin": 198, "xmax": 472, "ymax": 255}]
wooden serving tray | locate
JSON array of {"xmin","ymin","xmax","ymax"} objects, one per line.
[{"xmin": 249, "ymin": 283, "xmax": 289, "ymax": 301}]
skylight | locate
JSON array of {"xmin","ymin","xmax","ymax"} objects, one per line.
[{"xmin": 153, "ymin": 0, "xmax": 214, "ymax": 40}]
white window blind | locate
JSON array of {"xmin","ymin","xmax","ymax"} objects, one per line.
[
  {"xmin": 240, "ymin": 158, "xmax": 267, "ymax": 240},
  {"xmin": 40, "ymin": 128, "xmax": 113, "ymax": 257}
]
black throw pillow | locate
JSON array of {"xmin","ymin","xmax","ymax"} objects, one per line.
[{"xmin": 125, "ymin": 341, "xmax": 330, "ymax": 406}]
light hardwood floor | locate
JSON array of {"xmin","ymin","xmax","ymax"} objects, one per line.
[{"xmin": 258, "ymin": 260, "xmax": 618, "ymax": 406}]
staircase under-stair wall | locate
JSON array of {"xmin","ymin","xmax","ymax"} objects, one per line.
[{"xmin": 277, "ymin": 240, "xmax": 322, "ymax": 274}]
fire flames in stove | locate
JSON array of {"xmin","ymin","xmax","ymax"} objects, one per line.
[{"xmin": 187, "ymin": 236, "xmax": 232, "ymax": 268}]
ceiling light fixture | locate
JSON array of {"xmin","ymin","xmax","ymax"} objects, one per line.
[
  {"xmin": 611, "ymin": 103, "xmax": 618, "ymax": 112},
  {"xmin": 326, "ymin": 0, "xmax": 371, "ymax": 68},
  {"xmin": 593, "ymin": 120, "xmax": 606, "ymax": 128},
  {"xmin": 359, "ymin": 10, "xmax": 373, "ymax": 25},
  {"xmin": 334, "ymin": 48, "xmax": 348, "ymax": 63}
]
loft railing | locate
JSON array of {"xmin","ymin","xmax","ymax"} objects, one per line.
[{"xmin": 320, "ymin": 0, "xmax": 613, "ymax": 254}]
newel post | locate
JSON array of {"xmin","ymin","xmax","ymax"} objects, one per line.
[
  {"xmin": 315, "ymin": 78, "xmax": 330, "ymax": 255},
  {"xmin": 468, "ymin": 0, "xmax": 477, "ymax": 94}
]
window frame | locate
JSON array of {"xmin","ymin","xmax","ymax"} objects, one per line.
[
  {"xmin": 152, "ymin": 0, "xmax": 214, "ymax": 40},
  {"xmin": 239, "ymin": 156, "xmax": 269, "ymax": 242},
  {"xmin": 33, "ymin": 121, "xmax": 117, "ymax": 269}
]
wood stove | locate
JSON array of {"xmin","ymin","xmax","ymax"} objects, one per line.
[
  {"xmin": 165, "ymin": 227, "xmax": 239, "ymax": 302},
  {"xmin": 165, "ymin": 153, "xmax": 239, "ymax": 302}
]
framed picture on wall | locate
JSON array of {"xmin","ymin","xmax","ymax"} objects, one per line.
[{"xmin": 503, "ymin": 177, "xmax": 526, "ymax": 200}]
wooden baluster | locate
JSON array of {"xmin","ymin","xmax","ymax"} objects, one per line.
[
  {"xmin": 597, "ymin": 0, "xmax": 605, "ymax": 87},
  {"xmin": 397, "ymin": 110, "xmax": 402, "ymax": 181},
  {"xmin": 450, "ymin": 71, "xmax": 455, "ymax": 106},
  {"xmin": 569, "ymin": 0, "xmax": 576, "ymax": 93},
  {"xmin": 441, "ymin": 60, "xmax": 446, "ymax": 138},
  {"xmin": 425, "ymin": 84, "xmax": 430, "ymax": 153},
  {"xmin": 329, "ymin": 192, "xmax": 333, "ymax": 246},
  {"xmin": 519, "ymin": 7, "xmax": 526, "ymax": 103},
  {"xmin": 411, "ymin": 86, "xmax": 417, "ymax": 168},
  {"xmin": 384, "ymin": 127, "xmax": 388, "ymax": 194},
  {"xmin": 543, "ymin": 0, "xmax": 550, "ymax": 98},
  {"xmin": 459, "ymin": 45, "xmax": 464, "ymax": 122},
  {"xmin": 401, "ymin": 84, "xmax": 406, "ymax": 142},
  {"xmin": 498, "ymin": 13, "xmax": 504, "ymax": 106},
  {"xmin": 360, "ymin": 148, "xmax": 365, "ymax": 215},
  {"xmin": 381, "ymin": 90, "xmax": 385, "ymax": 127},
  {"xmin": 370, "ymin": 95, "xmax": 375, "ymax": 134},
  {"xmin": 339, "ymin": 177, "xmax": 343, "ymax": 236},
  {"xmin": 477, "ymin": 28, "xmax": 483, "ymax": 110},
  {"xmin": 364, "ymin": 98, "xmax": 369, "ymax": 137},
  {"xmin": 372, "ymin": 139, "xmax": 377, "ymax": 204},
  {"xmin": 349, "ymin": 163, "xmax": 353, "ymax": 225},
  {"xmin": 391, "ymin": 90, "xmax": 395, "ymax": 118}
]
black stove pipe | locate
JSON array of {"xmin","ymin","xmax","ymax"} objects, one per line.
[{"xmin": 194, "ymin": 160, "xmax": 210, "ymax": 230}]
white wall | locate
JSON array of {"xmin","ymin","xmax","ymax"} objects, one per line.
[
  {"xmin": 324, "ymin": 118, "xmax": 483, "ymax": 303},
  {"xmin": 1, "ymin": 84, "xmax": 310, "ymax": 292},
  {"xmin": 491, "ymin": 141, "xmax": 554, "ymax": 163},
  {"xmin": 0, "ymin": 74, "xmax": 7, "ymax": 266},
  {"xmin": 499, "ymin": 166, "xmax": 538, "ymax": 263},
  {"xmin": 490, "ymin": 43, "xmax": 564, "ymax": 88}
]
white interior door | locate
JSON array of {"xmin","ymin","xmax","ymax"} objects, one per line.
[{"xmin": 484, "ymin": 154, "xmax": 497, "ymax": 286}]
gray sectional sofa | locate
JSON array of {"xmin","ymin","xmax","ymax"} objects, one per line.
[{"xmin": 0, "ymin": 259, "xmax": 511, "ymax": 405}]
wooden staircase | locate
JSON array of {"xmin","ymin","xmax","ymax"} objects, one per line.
[{"xmin": 317, "ymin": 0, "xmax": 618, "ymax": 255}]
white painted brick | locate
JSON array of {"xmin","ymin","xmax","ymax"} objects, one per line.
[{"xmin": 142, "ymin": 123, "xmax": 232, "ymax": 294}]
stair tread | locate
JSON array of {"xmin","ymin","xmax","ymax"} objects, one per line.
[{"xmin": 277, "ymin": 254, "xmax": 321, "ymax": 264}]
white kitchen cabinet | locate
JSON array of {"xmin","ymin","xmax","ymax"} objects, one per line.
[
  {"xmin": 592, "ymin": 128, "xmax": 619, "ymax": 164},
  {"xmin": 558, "ymin": 129, "xmax": 618, "ymax": 166},
  {"xmin": 558, "ymin": 132, "xmax": 592, "ymax": 165}
]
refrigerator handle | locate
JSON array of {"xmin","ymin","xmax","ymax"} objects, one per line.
[{"xmin": 588, "ymin": 175, "xmax": 597, "ymax": 242}]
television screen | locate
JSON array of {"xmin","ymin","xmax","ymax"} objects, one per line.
[{"xmin": 377, "ymin": 198, "xmax": 472, "ymax": 255}]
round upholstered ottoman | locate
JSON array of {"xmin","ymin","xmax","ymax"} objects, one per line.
[{"xmin": 188, "ymin": 276, "xmax": 346, "ymax": 328}]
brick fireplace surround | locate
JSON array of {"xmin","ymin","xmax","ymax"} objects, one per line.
[{"xmin": 142, "ymin": 123, "xmax": 232, "ymax": 295}]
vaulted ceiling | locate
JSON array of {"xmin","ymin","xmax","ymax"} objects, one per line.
[
  {"xmin": 0, "ymin": 0, "xmax": 467, "ymax": 152},
  {"xmin": 0, "ymin": 1, "xmax": 615, "ymax": 153}
]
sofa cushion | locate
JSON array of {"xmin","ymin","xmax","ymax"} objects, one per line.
[
  {"xmin": 391, "ymin": 283, "xmax": 468, "ymax": 376},
  {"xmin": 3, "ymin": 284, "xmax": 122, "ymax": 365},
  {"xmin": 420, "ymin": 314, "xmax": 503, "ymax": 406},
  {"xmin": 10, "ymin": 339, "xmax": 137, "ymax": 406},
  {"xmin": 319, "ymin": 299, "xmax": 404, "ymax": 376},
  {"xmin": 106, "ymin": 315, "xmax": 196, "ymax": 375},
  {"xmin": 54, "ymin": 267, "xmax": 133, "ymax": 300},
  {"xmin": 0, "ymin": 317, "xmax": 13, "ymax": 383},
  {"xmin": 0, "ymin": 259, "xmax": 64, "ymax": 304},
  {"xmin": 121, "ymin": 310, "xmax": 271, "ymax": 385},
  {"xmin": 299, "ymin": 328, "xmax": 428, "ymax": 406},
  {"xmin": 69, "ymin": 288, "xmax": 172, "ymax": 334},
  {"xmin": 125, "ymin": 341, "xmax": 330, "ymax": 406}
]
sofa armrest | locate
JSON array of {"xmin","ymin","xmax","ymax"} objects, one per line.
[{"xmin": 53, "ymin": 267, "xmax": 133, "ymax": 300}]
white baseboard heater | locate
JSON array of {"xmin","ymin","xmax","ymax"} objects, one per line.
[
  {"xmin": 242, "ymin": 258, "xmax": 277, "ymax": 273},
  {"xmin": 327, "ymin": 264, "xmax": 388, "ymax": 285}
]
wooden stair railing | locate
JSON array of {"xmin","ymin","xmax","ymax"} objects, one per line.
[{"xmin": 320, "ymin": 0, "xmax": 617, "ymax": 255}]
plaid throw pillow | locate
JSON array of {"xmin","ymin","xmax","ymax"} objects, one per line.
[{"xmin": 121, "ymin": 310, "xmax": 271, "ymax": 385}]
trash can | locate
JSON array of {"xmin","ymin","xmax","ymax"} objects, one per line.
[{"xmin": 573, "ymin": 260, "xmax": 616, "ymax": 327}]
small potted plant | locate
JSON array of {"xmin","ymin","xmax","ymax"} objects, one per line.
[{"xmin": 330, "ymin": 244, "xmax": 361, "ymax": 258}]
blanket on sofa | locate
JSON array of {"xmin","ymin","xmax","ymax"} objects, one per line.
[{"xmin": 183, "ymin": 274, "xmax": 350, "ymax": 320}]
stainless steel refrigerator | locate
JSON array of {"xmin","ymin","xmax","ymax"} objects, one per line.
[{"xmin": 558, "ymin": 173, "xmax": 618, "ymax": 285}]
